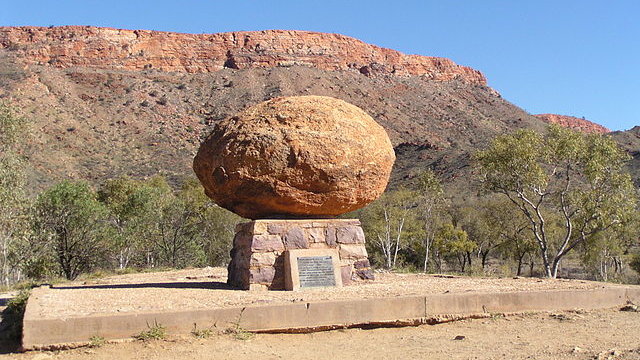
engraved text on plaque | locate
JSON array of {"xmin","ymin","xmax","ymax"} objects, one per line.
[{"xmin": 297, "ymin": 256, "xmax": 336, "ymax": 288}]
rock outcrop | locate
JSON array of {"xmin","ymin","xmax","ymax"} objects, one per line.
[
  {"xmin": 193, "ymin": 96, "xmax": 395, "ymax": 219},
  {"xmin": 534, "ymin": 114, "xmax": 610, "ymax": 134},
  {"xmin": 0, "ymin": 26, "xmax": 486, "ymax": 84}
]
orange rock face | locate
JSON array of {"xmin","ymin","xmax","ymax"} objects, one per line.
[
  {"xmin": 534, "ymin": 114, "xmax": 610, "ymax": 134},
  {"xmin": 0, "ymin": 26, "xmax": 486, "ymax": 84},
  {"xmin": 193, "ymin": 96, "xmax": 395, "ymax": 219}
]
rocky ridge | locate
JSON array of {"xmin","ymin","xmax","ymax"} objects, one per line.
[
  {"xmin": 534, "ymin": 114, "xmax": 610, "ymax": 134},
  {"xmin": 0, "ymin": 26, "xmax": 486, "ymax": 84},
  {"xmin": 0, "ymin": 26, "xmax": 632, "ymax": 194}
]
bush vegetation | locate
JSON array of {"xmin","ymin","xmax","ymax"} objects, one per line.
[
  {"xmin": 0, "ymin": 101, "xmax": 240, "ymax": 285},
  {"xmin": 0, "ymin": 102, "xmax": 638, "ymax": 285},
  {"xmin": 357, "ymin": 125, "xmax": 640, "ymax": 281},
  {"xmin": 134, "ymin": 321, "xmax": 167, "ymax": 341}
]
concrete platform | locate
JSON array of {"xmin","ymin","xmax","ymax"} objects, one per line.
[{"xmin": 22, "ymin": 275, "xmax": 640, "ymax": 350}]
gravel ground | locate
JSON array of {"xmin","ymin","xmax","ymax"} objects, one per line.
[
  {"xmin": 30, "ymin": 267, "xmax": 629, "ymax": 319},
  {"xmin": 4, "ymin": 308, "xmax": 640, "ymax": 360}
]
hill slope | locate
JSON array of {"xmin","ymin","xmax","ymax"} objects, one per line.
[
  {"xmin": 0, "ymin": 26, "xmax": 631, "ymax": 193},
  {"xmin": 534, "ymin": 114, "xmax": 610, "ymax": 134}
]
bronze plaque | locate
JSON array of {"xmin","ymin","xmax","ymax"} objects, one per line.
[{"xmin": 297, "ymin": 256, "xmax": 337, "ymax": 288}]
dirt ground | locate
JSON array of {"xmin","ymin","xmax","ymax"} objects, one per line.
[
  {"xmin": 4, "ymin": 268, "xmax": 640, "ymax": 359},
  {"xmin": 31, "ymin": 267, "xmax": 625, "ymax": 319},
  {"xmin": 1, "ymin": 308, "xmax": 638, "ymax": 360}
]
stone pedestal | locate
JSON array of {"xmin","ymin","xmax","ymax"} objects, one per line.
[{"xmin": 227, "ymin": 219, "xmax": 374, "ymax": 290}]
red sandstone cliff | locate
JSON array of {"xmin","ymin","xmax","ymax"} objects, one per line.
[
  {"xmin": 0, "ymin": 26, "xmax": 486, "ymax": 84},
  {"xmin": 534, "ymin": 114, "xmax": 610, "ymax": 134}
]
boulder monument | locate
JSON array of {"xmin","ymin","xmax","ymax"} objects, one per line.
[
  {"xmin": 194, "ymin": 95, "xmax": 395, "ymax": 290},
  {"xmin": 193, "ymin": 95, "xmax": 395, "ymax": 219}
]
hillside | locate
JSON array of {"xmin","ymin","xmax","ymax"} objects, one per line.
[
  {"xmin": 0, "ymin": 26, "xmax": 633, "ymax": 194},
  {"xmin": 534, "ymin": 114, "xmax": 610, "ymax": 134}
]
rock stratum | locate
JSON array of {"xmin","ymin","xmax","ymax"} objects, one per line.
[
  {"xmin": 0, "ymin": 26, "xmax": 486, "ymax": 84},
  {"xmin": 194, "ymin": 96, "xmax": 395, "ymax": 219},
  {"xmin": 534, "ymin": 114, "xmax": 610, "ymax": 134},
  {"xmin": 0, "ymin": 26, "xmax": 631, "ymax": 194}
]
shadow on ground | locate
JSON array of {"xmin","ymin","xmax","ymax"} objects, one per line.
[
  {"xmin": 0, "ymin": 302, "xmax": 22, "ymax": 354},
  {"xmin": 52, "ymin": 281, "xmax": 233, "ymax": 291}
]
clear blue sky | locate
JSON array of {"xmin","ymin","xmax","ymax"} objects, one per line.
[{"xmin": 2, "ymin": 0, "xmax": 639, "ymax": 130}]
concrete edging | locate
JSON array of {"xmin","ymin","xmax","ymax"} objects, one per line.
[{"xmin": 22, "ymin": 286, "xmax": 640, "ymax": 350}]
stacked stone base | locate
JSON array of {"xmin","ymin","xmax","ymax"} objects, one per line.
[{"xmin": 227, "ymin": 219, "xmax": 374, "ymax": 290}]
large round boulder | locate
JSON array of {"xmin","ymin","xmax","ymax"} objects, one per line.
[{"xmin": 193, "ymin": 96, "xmax": 395, "ymax": 219}]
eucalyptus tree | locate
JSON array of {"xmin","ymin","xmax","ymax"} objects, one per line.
[
  {"xmin": 0, "ymin": 103, "xmax": 29, "ymax": 285},
  {"xmin": 580, "ymin": 211, "xmax": 639, "ymax": 281},
  {"xmin": 479, "ymin": 197, "xmax": 536, "ymax": 276},
  {"xmin": 476, "ymin": 125, "xmax": 638, "ymax": 278},
  {"xmin": 415, "ymin": 170, "xmax": 447, "ymax": 272},
  {"xmin": 360, "ymin": 189, "xmax": 420, "ymax": 269},
  {"xmin": 178, "ymin": 178, "xmax": 240, "ymax": 266},
  {"xmin": 33, "ymin": 181, "xmax": 110, "ymax": 280},
  {"xmin": 433, "ymin": 223, "xmax": 475, "ymax": 272},
  {"xmin": 98, "ymin": 176, "xmax": 166, "ymax": 269}
]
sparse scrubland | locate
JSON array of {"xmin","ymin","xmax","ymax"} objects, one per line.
[{"xmin": 0, "ymin": 101, "xmax": 638, "ymax": 289}]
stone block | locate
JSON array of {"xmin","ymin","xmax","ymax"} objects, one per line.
[
  {"xmin": 271, "ymin": 270, "xmax": 285, "ymax": 289},
  {"xmin": 336, "ymin": 225, "xmax": 365, "ymax": 244},
  {"xmin": 228, "ymin": 220, "xmax": 372, "ymax": 290},
  {"xmin": 284, "ymin": 226, "xmax": 308, "ymax": 249},
  {"xmin": 339, "ymin": 244, "xmax": 368, "ymax": 259},
  {"xmin": 340, "ymin": 258, "xmax": 356, "ymax": 266},
  {"xmin": 341, "ymin": 265, "xmax": 353, "ymax": 285},
  {"xmin": 307, "ymin": 227, "xmax": 326, "ymax": 243},
  {"xmin": 354, "ymin": 259, "xmax": 371, "ymax": 269},
  {"xmin": 235, "ymin": 222, "xmax": 250, "ymax": 233},
  {"xmin": 249, "ymin": 283, "xmax": 268, "ymax": 291},
  {"xmin": 250, "ymin": 252, "xmax": 277, "ymax": 267},
  {"xmin": 252, "ymin": 221, "xmax": 269, "ymax": 234},
  {"xmin": 234, "ymin": 253, "xmax": 251, "ymax": 270},
  {"xmin": 267, "ymin": 222, "xmax": 285, "ymax": 235},
  {"xmin": 251, "ymin": 235, "xmax": 284, "ymax": 252},
  {"xmin": 356, "ymin": 267, "xmax": 375, "ymax": 280},
  {"xmin": 250, "ymin": 267, "xmax": 276, "ymax": 284},
  {"xmin": 354, "ymin": 259, "xmax": 374, "ymax": 280},
  {"xmin": 325, "ymin": 227, "xmax": 338, "ymax": 247},
  {"xmin": 227, "ymin": 263, "xmax": 250, "ymax": 289},
  {"xmin": 233, "ymin": 233, "xmax": 253, "ymax": 248},
  {"xmin": 309, "ymin": 243, "xmax": 330, "ymax": 249}
]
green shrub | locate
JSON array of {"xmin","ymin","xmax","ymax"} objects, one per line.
[
  {"xmin": 6, "ymin": 289, "xmax": 30, "ymax": 314},
  {"xmin": 191, "ymin": 324, "xmax": 214, "ymax": 339},
  {"xmin": 134, "ymin": 321, "xmax": 166, "ymax": 341},
  {"xmin": 88, "ymin": 335, "xmax": 106, "ymax": 348},
  {"xmin": 631, "ymin": 254, "xmax": 640, "ymax": 276}
]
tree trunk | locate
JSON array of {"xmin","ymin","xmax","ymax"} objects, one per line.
[
  {"xmin": 529, "ymin": 259, "xmax": 535, "ymax": 277},
  {"xmin": 435, "ymin": 251, "xmax": 442, "ymax": 273},
  {"xmin": 481, "ymin": 250, "xmax": 490, "ymax": 269},
  {"xmin": 516, "ymin": 252, "xmax": 525, "ymax": 276},
  {"xmin": 423, "ymin": 242, "xmax": 430, "ymax": 273},
  {"xmin": 550, "ymin": 257, "xmax": 562, "ymax": 279},
  {"xmin": 459, "ymin": 254, "xmax": 467, "ymax": 272},
  {"xmin": 2, "ymin": 239, "xmax": 9, "ymax": 286},
  {"xmin": 543, "ymin": 253, "xmax": 554, "ymax": 278},
  {"xmin": 392, "ymin": 218, "xmax": 405, "ymax": 269}
]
